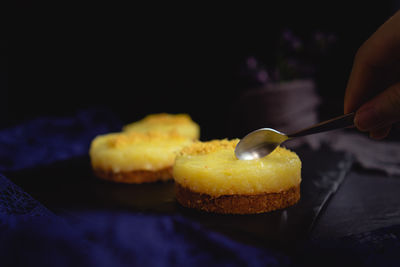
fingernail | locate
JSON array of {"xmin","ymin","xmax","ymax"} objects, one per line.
[
  {"xmin": 355, "ymin": 105, "xmax": 381, "ymax": 131},
  {"xmin": 369, "ymin": 127, "xmax": 390, "ymax": 140}
]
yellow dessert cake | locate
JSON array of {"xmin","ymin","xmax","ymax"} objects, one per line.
[
  {"xmin": 123, "ymin": 113, "xmax": 200, "ymax": 140},
  {"xmin": 90, "ymin": 131, "xmax": 193, "ymax": 183},
  {"xmin": 173, "ymin": 139, "xmax": 302, "ymax": 214}
]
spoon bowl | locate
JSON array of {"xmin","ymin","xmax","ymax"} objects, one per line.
[{"xmin": 235, "ymin": 128, "xmax": 289, "ymax": 160}]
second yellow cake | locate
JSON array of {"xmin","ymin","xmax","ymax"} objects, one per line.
[
  {"xmin": 123, "ymin": 113, "xmax": 200, "ymax": 140},
  {"xmin": 90, "ymin": 131, "xmax": 193, "ymax": 183},
  {"xmin": 173, "ymin": 139, "xmax": 302, "ymax": 214},
  {"xmin": 90, "ymin": 113, "xmax": 200, "ymax": 183}
]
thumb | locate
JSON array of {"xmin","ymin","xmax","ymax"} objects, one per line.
[{"xmin": 355, "ymin": 82, "xmax": 400, "ymax": 132}]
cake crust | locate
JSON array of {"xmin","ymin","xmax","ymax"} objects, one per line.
[
  {"xmin": 94, "ymin": 167, "xmax": 173, "ymax": 184},
  {"xmin": 175, "ymin": 183, "xmax": 300, "ymax": 214}
]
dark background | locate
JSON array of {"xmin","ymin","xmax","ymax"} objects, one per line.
[{"xmin": 7, "ymin": 2, "xmax": 400, "ymax": 139}]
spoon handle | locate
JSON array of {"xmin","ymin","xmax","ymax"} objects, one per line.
[{"xmin": 287, "ymin": 112, "xmax": 355, "ymax": 138}]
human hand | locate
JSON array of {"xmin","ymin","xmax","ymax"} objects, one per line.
[{"xmin": 344, "ymin": 10, "xmax": 400, "ymax": 139}]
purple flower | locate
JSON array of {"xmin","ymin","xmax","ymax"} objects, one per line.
[
  {"xmin": 256, "ymin": 70, "xmax": 269, "ymax": 83},
  {"xmin": 282, "ymin": 29, "xmax": 302, "ymax": 50},
  {"xmin": 240, "ymin": 29, "xmax": 337, "ymax": 86},
  {"xmin": 246, "ymin": 57, "xmax": 258, "ymax": 70}
]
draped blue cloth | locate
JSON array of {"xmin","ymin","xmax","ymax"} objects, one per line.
[
  {"xmin": 0, "ymin": 109, "xmax": 399, "ymax": 267},
  {"xmin": 0, "ymin": 109, "xmax": 122, "ymax": 172}
]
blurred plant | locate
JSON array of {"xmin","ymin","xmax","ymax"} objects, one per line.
[{"xmin": 241, "ymin": 29, "xmax": 337, "ymax": 87}]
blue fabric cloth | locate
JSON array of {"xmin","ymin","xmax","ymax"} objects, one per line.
[
  {"xmin": 0, "ymin": 109, "xmax": 122, "ymax": 172},
  {"xmin": 0, "ymin": 109, "xmax": 399, "ymax": 267},
  {"xmin": 0, "ymin": 172, "xmax": 52, "ymax": 217},
  {"xmin": 0, "ymin": 210, "xmax": 292, "ymax": 266}
]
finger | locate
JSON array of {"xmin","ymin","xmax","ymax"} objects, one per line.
[
  {"xmin": 344, "ymin": 11, "xmax": 400, "ymax": 113},
  {"xmin": 369, "ymin": 125, "xmax": 392, "ymax": 140},
  {"xmin": 354, "ymin": 81, "xmax": 400, "ymax": 131}
]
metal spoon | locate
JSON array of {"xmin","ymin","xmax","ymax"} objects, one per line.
[{"xmin": 235, "ymin": 112, "xmax": 355, "ymax": 160}]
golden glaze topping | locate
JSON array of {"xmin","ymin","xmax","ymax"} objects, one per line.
[
  {"xmin": 134, "ymin": 113, "xmax": 193, "ymax": 125},
  {"xmin": 179, "ymin": 139, "xmax": 239, "ymax": 156},
  {"xmin": 108, "ymin": 131, "xmax": 186, "ymax": 148}
]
